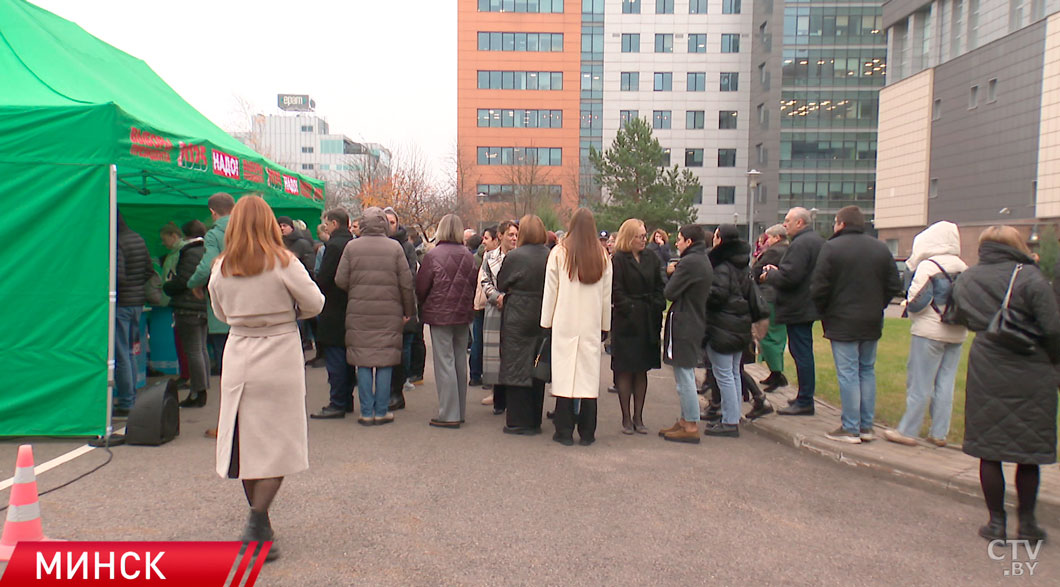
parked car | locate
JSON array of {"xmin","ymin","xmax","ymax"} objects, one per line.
[{"xmin": 893, "ymin": 257, "xmax": 912, "ymax": 301}]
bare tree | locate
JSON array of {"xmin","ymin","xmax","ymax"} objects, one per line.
[{"xmin": 356, "ymin": 143, "xmax": 462, "ymax": 239}]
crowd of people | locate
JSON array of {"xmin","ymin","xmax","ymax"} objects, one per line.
[{"xmin": 111, "ymin": 193, "xmax": 1058, "ymax": 556}]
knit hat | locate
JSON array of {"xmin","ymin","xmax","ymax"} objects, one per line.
[{"xmin": 276, "ymin": 216, "xmax": 294, "ymax": 229}]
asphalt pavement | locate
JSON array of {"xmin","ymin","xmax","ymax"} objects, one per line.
[{"xmin": 1, "ymin": 340, "xmax": 1056, "ymax": 585}]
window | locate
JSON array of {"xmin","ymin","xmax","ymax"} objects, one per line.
[
  {"xmin": 692, "ymin": 186, "xmax": 703, "ymax": 204},
  {"xmin": 301, "ymin": 146, "xmax": 314, "ymax": 153},
  {"xmin": 932, "ymin": 98, "xmax": 942, "ymax": 121},
  {"xmin": 477, "ymin": 71, "xmax": 563, "ymax": 90},
  {"xmin": 969, "ymin": 85, "xmax": 979, "ymax": 109},
  {"xmin": 718, "ymin": 149, "xmax": 737, "ymax": 167},
  {"xmin": 655, "ymin": 34, "xmax": 673, "ymax": 53},
  {"xmin": 717, "ymin": 186, "xmax": 736, "ymax": 204},
  {"xmin": 756, "ymin": 143, "xmax": 767, "ymax": 165},
  {"xmin": 689, "ymin": 0, "xmax": 707, "ymax": 14},
  {"xmin": 478, "ymin": 0, "xmax": 564, "ymax": 12},
  {"xmin": 621, "ymin": 33, "xmax": 640, "ymax": 53},
  {"xmin": 619, "ymin": 110, "xmax": 639, "ymax": 126},
  {"xmin": 476, "ymin": 109, "xmax": 563, "ymax": 128},
  {"xmin": 758, "ymin": 63, "xmax": 769, "ymax": 89},
  {"xmin": 721, "ymin": 34, "xmax": 740, "ymax": 53},
  {"xmin": 300, "ymin": 125, "xmax": 313, "ymax": 132},
  {"xmin": 656, "ymin": 0, "xmax": 674, "ymax": 14},
  {"xmin": 988, "ymin": 78, "xmax": 998, "ymax": 102},
  {"xmin": 719, "ymin": 110, "xmax": 738, "ymax": 129},
  {"xmin": 688, "ymin": 34, "xmax": 706, "ymax": 53},
  {"xmin": 653, "ymin": 110, "xmax": 672, "ymax": 129},
  {"xmin": 687, "ymin": 72, "xmax": 706, "ymax": 91},
  {"xmin": 660, "ymin": 148, "xmax": 671, "ymax": 166},
  {"xmin": 476, "ymin": 184, "xmax": 563, "ymax": 201},
  {"xmin": 478, "ymin": 32, "xmax": 564, "ymax": 52},
  {"xmin": 929, "ymin": 178, "xmax": 939, "ymax": 199},
  {"xmin": 301, "ymin": 164, "xmax": 314, "ymax": 170},
  {"xmin": 686, "ymin": 110, "xmax": 705, "ymax": 129},
  {"xmin": 654, "ymin": 72, "xmax": 673, "ymax": 91},
  {"xmin": 685, "ymin": 149, "xmax": 704, "ymax": 167},
  {"xmin": 722, "ymin": 0, "xmax": 741, "ymax": 14},
  {"xmin": 476, "ymin": 147, "xmax": 563, "ymax": 166},
  {"xmin": 720, "ymin": 72, "xmax": 739, "ymax": 91},
  {"xmin": 622, "ymin": 0, "xmax": 641, "ymax": 13},
  {"xmin": 621, "ymin": 72, "xmax": 640, "ymax": 91},
  {"xmin": 756, "ymin": 103, "xmax": 768, "ymax": 129}
]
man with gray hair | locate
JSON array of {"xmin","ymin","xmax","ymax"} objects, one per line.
[{"xmin": 761, "ymin": 207, "xmax": 825, "ymax": 415}]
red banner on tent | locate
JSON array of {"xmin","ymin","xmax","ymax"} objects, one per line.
[
  {"xmin": 211, "ymin": 150, "xmax": 240, "ymax": 180},
  {"xmin": 282, "ymin": 175, "xmax": 299, "ymax": 195},
  {"xmin": 0, "ymin": 542, "xmax": 270, "ymax": 586},
  {"xmin": 242, "ymin": 160, "xmax": 264, "ymax": 184}
]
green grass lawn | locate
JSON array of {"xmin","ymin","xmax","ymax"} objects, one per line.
[{"xmin": 776, "ymin": 318, "xmax": 1057, "ymax": 445}]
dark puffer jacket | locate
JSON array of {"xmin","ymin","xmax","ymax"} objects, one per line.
[
  {"xmin": 951, "ymin": 241, "xmax": 1060, "ymax": 465},
  {"xmin": 314, "ymin": 228, "xmax": 353, "ymax": 348},
  {"xmin": 415, "ymin": 242, "xmax": 478, "ymax": 326},
  {"xmin": 283, "ymin": 231, "xmax": 316, "ymax": 277},
  {"xmin": 610, "ymin": 249, "xmax": 666, "ymax": 373},
  {"xmin": 496, "ymin": 243, "xmax": 550, "ymax": 387},
  {"xmin": 810, "ymin": 226, "xmax": 902, "ymax": 342},
  {"xmin": 706, "ymin": 239, "xmax": 754, "ymax": 354},
  {"xmin": 162, "ymin": 239, "xmax": 207, "ymax": 314},
  {"xmin": 335, "ymin": 210, "xmax": 416, "ymax": 367},
  {"xmin": 763, "ymin": 228, "xmax": 824, "ymax": 325},
  {"xmin": 116, "ymin": 216, "xmax": 152, "ymax": 307}
]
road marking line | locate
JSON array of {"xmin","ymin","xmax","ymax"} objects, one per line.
[{"xmin": 0, "ymin": 427, "xmax": 125, "ymax": 492}]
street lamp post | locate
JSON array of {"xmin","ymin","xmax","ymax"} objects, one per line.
[{"xmin": 746, "ymin": 169, "xmax": 761, "ymax": 243}]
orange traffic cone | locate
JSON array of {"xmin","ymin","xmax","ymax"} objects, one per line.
[{"xmin": 0, "ymin": 445, "xmax": 58, "ymax": 561}]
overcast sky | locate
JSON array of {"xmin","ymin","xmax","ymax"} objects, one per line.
[{"xmin": 32, "ymin": 0, "xmax": 457, "ymax": 179}]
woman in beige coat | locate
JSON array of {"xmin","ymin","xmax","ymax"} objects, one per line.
[
  {"xmin": 208, "ymin": 196, "xmax": 324, "ymax": 562},
  {"xmin": 541, "ymin": 208, "xmax": 613, "ymax": 446}
]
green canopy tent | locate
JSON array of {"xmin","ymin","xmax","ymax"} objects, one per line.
[{"xmin": 0, "ymin": 0, "xmax": 324, "ymax": 436}]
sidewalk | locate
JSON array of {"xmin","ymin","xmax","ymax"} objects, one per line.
[{"xmin": 742, "ymin": 363, "xmax": 1060, "ymax": 522}]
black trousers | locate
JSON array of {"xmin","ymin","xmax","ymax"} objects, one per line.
[
  {"xmin": 505, "ymin": 379, "xmax": 545, "ymax": 429},
  {"xmin": 410, "ymin": 322, "xmax": 426, "ymax": 379},
  {"xmin": 492, "ymin": 384, "xmax": 508, "ymax": 411},
  {"xmin": 553, "ymin": 397, "xmax": 598, "ymax": 441}
]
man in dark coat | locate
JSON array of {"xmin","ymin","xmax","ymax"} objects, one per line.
[
  {"xmin": 114, "ymin": 213, "xmax": 153, "ymax": 415},
  {"xmin": 660, "ymin": 225, "xmax": 712, "ymax": 443},
  {"xmin": 384, "ymin": 207, "xmax": 422, "ymax": 409},
  {"xmin": 310, "ymin": 209, "xmax": 357, "ymax": 419},
  {"xmin": 761, "ymin": 207, "xmax": 825, "ymax": 415},
  {"xmin": 278, "ymin": 216, "xmax": 316, "ymax": 277},
  {"xmin": 810, "ymin": 206, "xmax": 902, "ymax": 444}
]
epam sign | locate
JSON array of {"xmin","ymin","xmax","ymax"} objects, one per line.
[{"xmin": 277, "ymin": 94, "xmax": 315, "ymax": 111}]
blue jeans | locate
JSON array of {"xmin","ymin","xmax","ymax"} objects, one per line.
[
  {"xmin": 897, "ymin": 335, "xmax": 962, "ymax": 440},
  {"xmin": 787, "ymin": 322, "xmax": 816, "ymax": 407},
  {"xmin": 469, "ymin": 310, "xmax": 484, "ymax": 381},
  {"xmin": 114, "ymin": 306, "xmax": 142, "ymax": 409},
  {"xmin": 357, "ymin": 366, "xmax": 392, "ymax": 418},
  {"xmin": 706, "ymin": 347, "xmax": 742, "ymax": 425},
  {"xmin": 673, "ymin": 366, "xmax": 700, "ymax": 422},
  {"xmin": 324, "ymin": 345, "xmax": 356, "ymax": 412},
  {"xmin": 831, "ymin": 340, "xmax": 879, "ymax": 434}
]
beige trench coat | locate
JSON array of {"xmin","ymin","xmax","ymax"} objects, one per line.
[
  {"xmin": 208, "ymin": 255, "xmax": 324, "ymax": 479},
  {"xmin": 540, "ymin": 245, "xmax": 613, "ymax": 399}
]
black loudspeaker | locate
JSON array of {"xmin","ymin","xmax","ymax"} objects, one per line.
[{"xmin": 125, "ymin": 379, "xmax": 180, "ymax": 446}]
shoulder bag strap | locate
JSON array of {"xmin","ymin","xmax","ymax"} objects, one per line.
[{"xmin": 1001, "ymin": 264, "xmax": 1023, "ymax": 311}]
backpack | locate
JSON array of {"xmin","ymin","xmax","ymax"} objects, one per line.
[{"xmin": 927, "ymin": 259, "xmax": 961, "ymax": 325}]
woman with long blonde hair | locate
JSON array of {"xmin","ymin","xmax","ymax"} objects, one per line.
[
  {"xmin": 541, "ymin": 208, "xmax": 613, "ymax": 445},
  {"xmin": 208, "ymin": 195, "xmax": 324, "ymax": 562}
]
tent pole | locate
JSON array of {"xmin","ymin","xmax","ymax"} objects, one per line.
[{"xmin": 106, "ymin": 164, "xmax": 116, "ymax": 438}]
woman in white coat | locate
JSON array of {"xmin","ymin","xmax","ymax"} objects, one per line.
[
  {"xmin": 208, "ymin": 196, "xmax": 324, "ymax": 562},
  {"xmin": 541, "ymin": 208, "xmax": 612, "ymax": 446}
]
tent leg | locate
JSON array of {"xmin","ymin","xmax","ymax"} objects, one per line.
[{"xmin": 106, "ymin": 164, "xmax": 116, "ymax": 439}]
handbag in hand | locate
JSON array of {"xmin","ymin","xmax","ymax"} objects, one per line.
[
  {"xmin": 533, "ymin": 332, "xmax": 552, "ymax": 383},
  {"xmin": 986, "ymin": 264, "xmax": 1043, "ymax": 355}
]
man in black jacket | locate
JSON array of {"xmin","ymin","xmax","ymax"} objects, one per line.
[
  {"xmin": 660, "ymin": 225, "xmax": 712, "ymax": 443},
  {"xmin": 761, "ymin": 207, "xmax": 825, "ymax": 415},
  {"xmin": 311, "ymin": 209, "xmax": 358, "ymax": 419},
  {"xmin": 114, "ymin": 213, "xmax": 153, "ymax": 416},
  {"xmin": 278, "ymin": 216, "xmax": 316, "ymax": 277},
  {"xmin": 811, "ymin": 206, "xmax": 902, "ymax": 443},
  {"xmin": 384, "ymin": 207, "xmax": 422, "ymax": 408}
]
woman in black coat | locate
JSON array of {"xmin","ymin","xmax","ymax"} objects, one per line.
[
  {"xmin": 496, "ymin": 215, "xmax": 551, "ymax": 434},
  {"xmin": 611, "ymin": 218, "xmax": 666, "ymax": 434},
  {"xmin": 705, "ymin": 225, "xmax": 755, "ymax": 438},
  {"xmin": 162, "ymin": 235, "xmax": 208, "ymax": 407},
  {"xmin": 951, "ymin": 226, "xmax": 1060, "ymax": 545}
]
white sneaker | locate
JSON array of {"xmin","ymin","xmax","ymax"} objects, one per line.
[
  {"xmin": 859, "ymin": 429, "xmax": 876, "ymax": 442},
  {"xmin": 481, "ymin": 394, "xmax": 494, "ymax": 406},
  {"xmin": 825, "ymin": 427, "xmax": 862, "ymax": 444},
  {"xmin": 403, "ymin": 381, "xmax": 415, "ymax": 392}
]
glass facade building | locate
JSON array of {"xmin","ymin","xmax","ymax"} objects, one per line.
[{"xmin": 776, "ymin": 1, "xmax": 885, "ymax": 227}]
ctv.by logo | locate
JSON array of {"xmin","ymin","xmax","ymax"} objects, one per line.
[{"xmin": 989, "ymin": 540, "xmax": 1042, "ymax": 577}]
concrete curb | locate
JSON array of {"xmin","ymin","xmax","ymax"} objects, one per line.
[{"xmin": 742, "ymin": 364, "xmax": 1060, "ymax": 524}]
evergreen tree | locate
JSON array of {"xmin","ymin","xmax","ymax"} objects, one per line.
[{"xmin": 588, "ymin": 117, "xmax": 700, "ymax": 233}]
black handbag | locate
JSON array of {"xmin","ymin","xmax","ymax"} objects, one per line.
[
  {"xmin": 986, "ymin": 264, "xmax": 1042, "ymax": 355},
  {"xmin": 533, "ymin": 332, "xmax": 552, "ymax": 383}
]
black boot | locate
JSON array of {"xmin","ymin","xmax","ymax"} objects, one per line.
[
  {"xmin": 576, "ymin": 399, "xmax": 597, "ymax": 446},
  {"xmin": 746, "ymin": 399, "xmax": 774, "ymax": 420},
  {"xmin": 1017, "ymin": 510, "xmax": 1048, "ymax": 543},
  {"xmin": 179, "ymin": 391, "xmax": 207, "ymax": 408},
  {"xmin": 758, "ymin": 372, "xmax": 776, "ymax": 386},
  {"xmin": 240, "ymin": 510, "xmax": 279, "ymax": 562},
  {"xmin": 764, "ymin": 372, "xmax": 788, "ymax": 392},
  {"xmin": 552, "ymin": 398, "xmax": 575, "ymax": 446},
  {"xmin": 978, "ymin": 510, "xmax": 1007, "ymax": 542}
]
